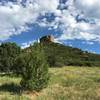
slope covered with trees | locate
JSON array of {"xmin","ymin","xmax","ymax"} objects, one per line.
[{"xmin": 41, "ymin": 42, "xmax": 100, "ymax": 67}]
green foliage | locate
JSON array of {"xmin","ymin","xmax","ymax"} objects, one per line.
[
  {"xmin": 41, "ymin": 42, "xmax": 100, "ymax": 67},
  {"xmin": 0, "ymin": 42, "xmax": 21, "ymax": 72},
  {"xmin": 15, "ymin": 43, "xmax": 49, "ymax": 91}
]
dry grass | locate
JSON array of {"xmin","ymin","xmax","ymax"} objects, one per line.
[{"xmin": 0, "ymin": 66, "xmax": 100, "ymax": 100}]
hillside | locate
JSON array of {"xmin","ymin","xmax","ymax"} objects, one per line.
[
  {"xmin": 24, "ymin": 42, "xmax": 100, "ymax": 67},
  {"xmin": 42, "ymin": 42, "xmax": 100, "ymax": 67}
]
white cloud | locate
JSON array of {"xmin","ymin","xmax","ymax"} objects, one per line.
[
  {"xmin": 21, "ymin": 40, "xmax": 37, "ymax": 49},
  {"xmin": 54, "ymin": 0, "xmax": 100, "ymax": 43},
  {"xmin": 0, "ymin": 2, "xmax": 39, "ymax": 40},
  {"xmin": 34, "ymin": 0, "xmax": 59, "ymax": 12},
  {"xmin": 0, "ymin": 0, "xmax": 100, "ymax": 44},
  {"xmin": 82, "ymin": 41, "xmax": 94, "ymax": 45},
  {"xmin": 0, "ymin": 0, "xmax": 59, "ymax": 41},
  {"xmin": 75, "ymin": 0, "xmax": 100, "ymax": 19}
]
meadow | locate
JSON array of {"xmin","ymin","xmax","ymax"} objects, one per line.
[{"xmin": 0, "ymin": 66, "xmax": 100, "ymax": 100}]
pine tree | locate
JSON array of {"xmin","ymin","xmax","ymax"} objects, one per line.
[{"xmin": 16, "ymin": 43, "xmax": 49, "ymax": 91}]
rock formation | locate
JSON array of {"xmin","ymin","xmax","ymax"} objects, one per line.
[{"xmin": 40, "ymin": 35, "xmax": 54, "ymax": 43}]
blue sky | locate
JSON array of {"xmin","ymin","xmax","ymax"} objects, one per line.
[{"xmin": 0, "ymin": 0, "xmax": 100, "ymax": 54}]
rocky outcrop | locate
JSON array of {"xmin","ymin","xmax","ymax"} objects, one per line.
[{"xmin": 40, "ymin": 35, "xmax": 54, "ymax": 43}]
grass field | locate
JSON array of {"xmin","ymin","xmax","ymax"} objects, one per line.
[{"xmin": 0, "ymin": 66, "xmax": 100, "ymax": 100}]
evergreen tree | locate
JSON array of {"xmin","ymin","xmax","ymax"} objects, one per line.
[
  {"xmin": 0, "ymin": 42, "xmax": 21, "ymax": 72},
  {"xmin": 16, "ymin": 43, "xmax": 49, "ymax": 91}
]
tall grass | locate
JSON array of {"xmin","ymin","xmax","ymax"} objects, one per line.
[{"xmin": 0, "ymin": 66, "xmax": 100, "ymax": 100}]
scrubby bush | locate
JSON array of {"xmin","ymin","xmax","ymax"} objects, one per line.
[
  {"xmin": 15, "ymin": 43, "xmax": 49, "ymax": 91},
  {"xmin": 0, "ymin": 42, "xmax": 21, "ymax": 72}
]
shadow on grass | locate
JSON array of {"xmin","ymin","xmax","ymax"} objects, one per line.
[
  {"xmin": 0, "ymin": 73, "xmax": 19, "ymax": 77},
  {"xmin": 0, "ymin": 83, "xmax": 22, "ymax": 95}
]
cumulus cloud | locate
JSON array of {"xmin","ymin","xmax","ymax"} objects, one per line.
[
  {"xmin": 55, "ymin": 0, "xmax": 100, "ymax": 43},
  {"xmin": 21, "ymin": 40, "xmax": 37, "ymax": 49},
  {"xmin": 75, "ymin": 0, "xmax": 100, "ymax": 19},
  {"xmin": 0, "ymin": 0, "xmax": 100, "ymax": 44},
  {"xmin": 0, "ymin": 2, "xmax": 38, "ymax": 40},
  {"xmin": 0, "ymin": 0, "xmax": 59, "ymax": 40}
]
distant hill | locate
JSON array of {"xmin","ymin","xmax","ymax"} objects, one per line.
[
  {"xmin": 42, "ymin": 42, "xmax": 100, "ymax": 67},
  {"xmin": 24, "ymin": 42, "xmax": 100, "ymax": 67}
]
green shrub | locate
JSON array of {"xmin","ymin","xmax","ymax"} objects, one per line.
[
  {"xmin": 16, "ymin": 43, "xmax": 49, "ymax": 91},
  {"xmin": 0, "ymin": 42, "xmax": 21, "ymax": 72}
]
